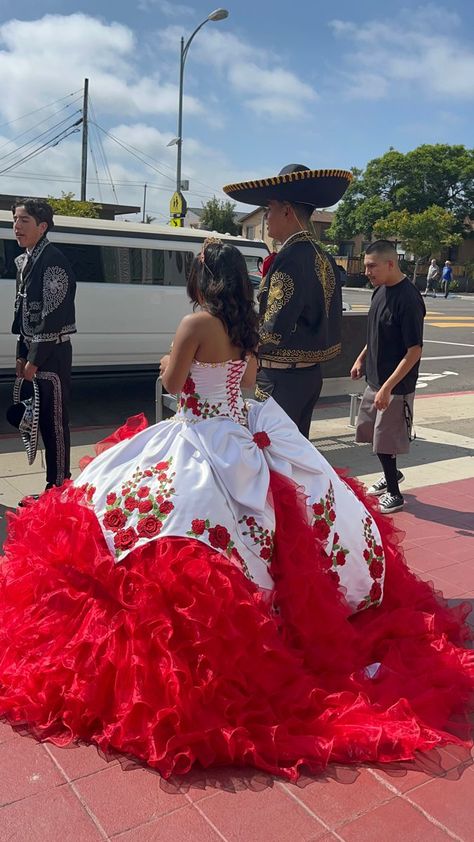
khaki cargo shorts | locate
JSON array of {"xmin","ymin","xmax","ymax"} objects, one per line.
[{"xmin": 355, "ymin": 385, "xmax": 415, "ymax": 454}]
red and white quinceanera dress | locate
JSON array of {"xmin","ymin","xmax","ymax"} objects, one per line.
[{"xmin": 0, "ymin": 358, "xmax": 473, "ymax": 781}]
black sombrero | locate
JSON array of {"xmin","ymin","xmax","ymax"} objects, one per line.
[
  {"xmin": 6, "ymin": 377, "xmax": 40, "ymax": 465},
  {"xmin": 223, "ymin": 164, "xmax": 352, "ymax": 208}
]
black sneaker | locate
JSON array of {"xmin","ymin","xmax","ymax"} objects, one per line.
[
  {"xmin": 368, "ymin": 472, "xmax": 404, "ymax": 497},
  {"xmin": 379, "ymin": 492, "xmax": 404, "ymax": 514}
]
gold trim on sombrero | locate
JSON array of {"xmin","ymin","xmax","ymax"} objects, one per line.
[{"xmin": 223, "ymin": 169, "xmax": 353, "ymax": 194}]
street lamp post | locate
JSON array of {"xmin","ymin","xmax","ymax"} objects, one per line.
[{"xmin": 170, "ymin": 8, "xmax": 229, "ymax": 226}]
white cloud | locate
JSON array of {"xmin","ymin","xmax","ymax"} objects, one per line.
[
  {"xmin": 0, "ymin": 14, "xmax": 202, "ymax": 122},
  {"xmin": 158, "ymin": 25, "xmax": 318, "ymax": 119},
  {"xmin": 329, "ymin": 5, "xmax": 474, "ymax": 101}
]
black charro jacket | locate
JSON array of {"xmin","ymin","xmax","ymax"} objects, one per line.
[
  {"xmin": 12, "ymin": 235, "xmax": 76, "ymax": 368},
  {"xmin": 258, "ymin": 232, "xmax": 342, "ymax": 365}
]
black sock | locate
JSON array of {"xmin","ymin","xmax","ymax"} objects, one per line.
[{"xmin": 377, "ymin": 453, "xmax": 400, "ymax": 496}]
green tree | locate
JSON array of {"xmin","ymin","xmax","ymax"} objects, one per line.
[
  {"xmin": 373, "ymin": 206, "xmax": 462, "ymax": 282},
  {"xmin": 47, "ymin": 191, "xmax": 100, "ymax": 218},
  {"xmin": 326, "ymin": 145, "xmax": 474, "ymax": 242},
  {"xmin": 199, "ymin": 197, "xmax": 239, "ymax": 235}
]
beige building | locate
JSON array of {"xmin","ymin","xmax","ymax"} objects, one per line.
[{"xmin": 239, "ymin": 207, "xmax": 348, "ymax": 251}]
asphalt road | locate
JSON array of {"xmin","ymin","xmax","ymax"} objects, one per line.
[{"xmin": 344, "ymin": 289, "xmax": 474, "ymax": 395}]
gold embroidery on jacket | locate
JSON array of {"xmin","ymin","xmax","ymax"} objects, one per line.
[
  {"xmin": 259, "ymin": 343, "xmax": 341, "ymax": 364},
  {"xmin": 314, "ymin": 250, "xmax": 336, "ymax": 316},
  {"xmin": 259, "ymin": 329, "xmax": 282, "ymax": 345},
  {"xmin": 263, "ymin": 271, "xmax": 294, "ymax": 322}
]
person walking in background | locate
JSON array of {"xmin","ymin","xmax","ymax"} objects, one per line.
[
  {"xmin": 423, "ymin": 258, "xmax": 439, "ymax": 298},
  {"xmin": 223, "ymin": 164, "xmax": 351, "ymax": 438},
  {"xmin": 11, "ymin": 198, "xmax": 76, "ymax": 493},
  {"xmin": 442, "ymin": 260, "xmax": 453, "ymax": 298},
  {"xmin": 351, "ymin": 240, "xmax": 426, "ymax": 514}
]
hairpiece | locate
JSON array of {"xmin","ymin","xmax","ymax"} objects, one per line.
[{"xmin": 198, "ymin": 236, "xmax": 221, "ymax": 264}]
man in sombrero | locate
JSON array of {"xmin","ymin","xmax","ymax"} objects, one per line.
[{"xmin": 224, "ymin": 165, "xmax": 351, "ymax": 438}]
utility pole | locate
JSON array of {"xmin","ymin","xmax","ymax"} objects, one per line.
[
  {"xmin": 80, "ymin": 78, "xmax": 89, "ymax": 202},
  {"xmin": 142, "ymin": 184, "xmax": 147, "ymax": 223}
]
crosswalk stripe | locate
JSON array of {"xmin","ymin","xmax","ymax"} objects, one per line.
[{"xmin": 427, "ymin": 322, "xmax": 474, "ymax": 328}]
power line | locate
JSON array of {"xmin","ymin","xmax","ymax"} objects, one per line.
[
  {"xmin": 89, "ymin": 136, "xmax": 104, "ymax": 203},
  {"xmin": 0, "ymin": 111, "xmax": 82, "ymax": 167},
  {"xmin": 0, "ymin": 89, "xmax": 83, "ymax": 131},
  {"xmin": 0, "ymin": 120, "xmax": 82, "ymax": 176},
  {"xmin": 89, "ymin": 122, "xmax": 226, "ymax": 198},
  {"xmin": 91, "ymin": 121, "xmax": 176, "ymax": 184},
  {"xmin": 0, "ymin": 96, "xmax": 83, "ymax": 157},
  {"xmin": 88, "ymin": 102, "xmax": 119, "ymax": 204}
]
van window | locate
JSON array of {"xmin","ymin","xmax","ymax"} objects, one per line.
[{"xmin": 58, "ymin": 243, "xmax": 194, "ymax": 286}]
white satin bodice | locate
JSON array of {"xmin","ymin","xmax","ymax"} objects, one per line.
[{"xmin": 175, "ymin": 359, "xmax": 248, "ymax": 425}]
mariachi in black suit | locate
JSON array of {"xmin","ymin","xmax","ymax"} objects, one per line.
[
  {"xmin": 256, "ymin": 232, "xmax": 342, "ymax": 437},
  {"xmin": 12, "ymin": 235, "xmax": 76, "ymax": 487}
]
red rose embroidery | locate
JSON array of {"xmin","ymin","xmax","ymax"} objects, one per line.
[
  {"xmin": 253, "ymin": 431, "xmax": 271, "ymax": 449},
  {"xmin": 155, "ymin": 461, "xmax": 169, "ymax": 470},
  {"xmin": 114, "ymin": 527, "xmax": 138, "ymax": 550},
  {"xmin": 246, "ymin": 516, "xmax": 256, "ymax": 527},
  {"xmin": 191, "ymin": 518, "xmax": 206, "ymax": 535},
  {"xmin": 138, "ymin": 499, "xmax": 153, "ymax": 514},
  {"xmin": 328, "ymin": 509, "xmax": 336, "ymax": 522},
  {"xmin": 370, "ymin": 581, "xmax": 382, "ymax": 602},
  {"xmin": 186, "ymin": 396, "xmax": 200, "ymax": 414},
  {"xmin": 312, "ymin": 502, "xmax": 325, "ymax": 516},
  {"xmin": 334, "ymin": 532, "xmax": 339, "ymax": 543},
  {"xmin": 335, "ymin": 550, "xmax": 346, "ymax": 566},
  {"xmin": 313, "ymin": 519, "xmax": 330, "ymax": 541},
  {"xmin": 137, "ymin": 515, "xmax": 162, "ymax": 539},
  {"xmin": 103, "ymin": 508, "xmax": 127, "ymax": 532},
  {"xmin": 106, "ymin": 492, "xmax": 117, "ymax": 505},
  {"xmin": 363, "ymin": 549, "xmax": 371, "ymax": 561},
  {"xmin": 260, "ymin": 546, "xmax": 271, "ymax": 561},
  {"xmin": 374, "ymin": 544, "xmax": 384, "ymax": 557},
  {"xmin": 261, "ymin": 251, "xmax": 277, "ymax": 278},
  {"xmin": 159, "ymin": 500, "xmax": 174, "ymax": 515},
  {"xmin": 124, "ymin": 496, "xmax": 138, "ymax": 511},
  {"xmin": 182, "ymin": 377, "xmax": 195, "ymax": 396},
  {"xmin": 144, "ymin": 469, "xmax": 153, "ymax": 477},
  {"xmin": 369, "ymin": 559, "xmax": 384, "ymax": 580},
  {"xmin": 208, "ymin": 524, "xmax": 231, "ymax": 551},
  {"xmin": 137, "ymin": 486, "xmax": 150, "ymax": 498},
  {"xmin": 158, "ymin": 472, "xmax": 167, "ymax": 482}
]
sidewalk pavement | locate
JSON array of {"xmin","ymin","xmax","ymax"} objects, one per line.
[{"xmin": 0, "ymin": 391, "xmax": 473, "ymax": 841}]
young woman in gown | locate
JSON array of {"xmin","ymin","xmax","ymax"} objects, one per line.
[{"xmin": 0, "ymin": 240, "xmax": 473, "ymax": 783}]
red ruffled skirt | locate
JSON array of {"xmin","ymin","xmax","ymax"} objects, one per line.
[{"xmin": 0, "ymin": 421, "xmax": 473, "ymax": 781}]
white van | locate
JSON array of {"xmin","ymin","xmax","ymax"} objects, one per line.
[{"xmin": 0, "ymin": 212, "xmax": 268, "ymax": 374}]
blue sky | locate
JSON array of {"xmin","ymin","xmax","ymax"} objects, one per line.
[{"xmin": 0, "ymin": 1, "xmax": 473, "ymax": 221}]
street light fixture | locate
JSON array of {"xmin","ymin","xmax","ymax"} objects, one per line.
[{"xmin": 171, "ymin": 8, "xmax": 229, "ymax": 224}]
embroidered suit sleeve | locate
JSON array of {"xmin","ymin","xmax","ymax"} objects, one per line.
[
  {"xmin": 259, "ymin": 253, "xmax": 305, "ymax": 351},
  {"xmin": 27, "ymin": 257, "xmax": 76, "ymax": 368}
]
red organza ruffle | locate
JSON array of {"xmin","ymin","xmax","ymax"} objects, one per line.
[{"xmin": 0, "ymin": 431, "xmax": 473, "ymax": 781}]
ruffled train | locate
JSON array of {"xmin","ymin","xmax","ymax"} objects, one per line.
[{"xmin": 0, "ymin": 419, "xmax": 473, "ymax": 782}]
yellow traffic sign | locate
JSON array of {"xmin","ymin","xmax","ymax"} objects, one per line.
[
  {"xmin": 169, "ymin": 217, "xmax": 184, "ymax": 227},
  {"xmin": 170, "ymin": 191, "xmax": 186, "ymax": 216}
]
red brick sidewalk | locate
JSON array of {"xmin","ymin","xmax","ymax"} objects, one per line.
[{"xmin": 1, "ymin": 477, "xmax": 473, "ymax": 842}]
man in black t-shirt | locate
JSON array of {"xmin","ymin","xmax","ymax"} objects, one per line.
[{"xmin": 351, "ymin": 240, "xmax": 426, "ymax": 514}]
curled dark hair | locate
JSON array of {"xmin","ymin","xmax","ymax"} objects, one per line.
[
  {"xmin": 187, "ymin": 241, "xmax": 259, "ymax": 357},
  {"xmin": 11, "ymin": 198, "xmax": 54, "ymax": 231}
]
